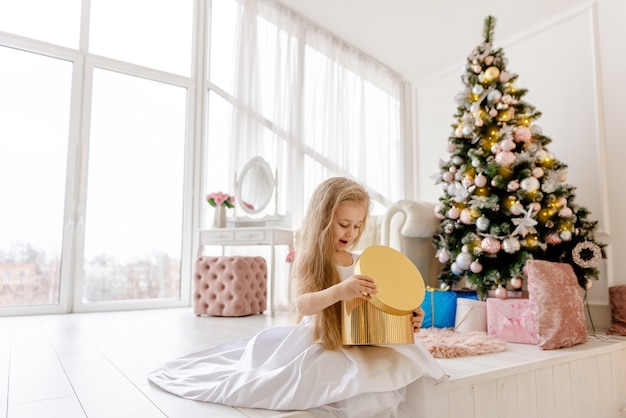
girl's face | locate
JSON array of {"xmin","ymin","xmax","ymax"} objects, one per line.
[{"xmin": 331, "ymin": 201, "xmax": 366, "ymax": 252}]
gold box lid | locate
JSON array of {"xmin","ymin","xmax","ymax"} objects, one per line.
[{"xmin": 354, "ymin": 245, "xmax": 425, "ymax": 315}]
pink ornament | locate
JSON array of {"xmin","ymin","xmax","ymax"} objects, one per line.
[
  {"xmin": 545, "ymin": 232, "xmax": 562, "ymax": 245},
  {"xmin": 447, "ymin": 142, "xmax": 457, "ymax": 153},
  {"xmin": 447, "ymin": 207, "xmax": 461, "ymax": 219},
  {"xmin": 489, "ymin": 108, "xmax": 498, "ymax": 117},
  {"xmin": 462, "ymin": 177, "xmax": 474, "ymax": 189},
  {"xmin": 475, "ymin": 174, "xmax": 488, "ymax": 187},
  {"xmin": 510, "ymin": 277, "xmax": 523, "ymax": 289},
  {"xmin": 437, "ymin": 249, "xmax": 450, "ymax": 263},
  {"xmin": 499, "ymin": 71, "xmax": 511, "ymax": 83},
  {"xmin": 507, "ymin": 180, "xmax": 520, "ymax": 192},
  {"xmin": 460, "ymin": 208, "xmax": 474, "ymax": 224},
  {"xmin": 481, "ymin": 237, "xmax": 501, "ymax": 254},
  {"xmin": 490, "ymin": 143, "xmax": 501, "ymax": 154},
  {"xmin": 532, "ymin": 167, "xmax": 544, "ymax": 178},
  {"xmin": 500, "ymin": 138, "xmax": 516, "ymax": 152},
  {"xmin": 470, "ymin": 260, "xmax": 483, "ymax": 273},
  {"xmin": 495, "ymin": 286, "xmax": 508, "ymax": 299},
  {"xmin": 434, "ymin": 203, "xmax": 446, "ymax": 219},
  {"xmin": 495, "ymin": 151, "xmax": 516, "ymax": 166},
  {"xmin": 559, "ymin": 207, "xmax": 573, "ymax": 217},
  {"xmin": 514, "ymin": 126, "xmax": 532, "ymax": 143},
  {"xmin": 510, "ymin": 202, "xmax": 524, "ymax": 216},
  {"xmin": 442, "ymin": 171, "xmax": 454, "ymax": 182}
]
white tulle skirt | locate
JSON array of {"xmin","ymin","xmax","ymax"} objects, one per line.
[{"xmin": 148, "ymin": 317, "xmax": 448, "ymax": 417}]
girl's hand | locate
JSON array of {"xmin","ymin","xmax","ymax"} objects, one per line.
[
  {"xmin": 337, "ymin": 275, "xmax": 377, "ymax": 301},
  {"xmin": 412, "ymin": 307, "xmax": 425, "ymax": 332}
]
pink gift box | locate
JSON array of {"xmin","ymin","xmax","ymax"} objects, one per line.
[{"xmin": 486, "ymin": 298, "xmax": 537, "ymax": 344}]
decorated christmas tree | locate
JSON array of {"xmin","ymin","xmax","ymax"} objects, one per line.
[{"xmin": 432, "ymin": 16, "xmax": 606, "ymax": 298}]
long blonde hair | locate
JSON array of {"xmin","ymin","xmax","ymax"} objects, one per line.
[{"xmin": 293, "ymin": 177, "xmax": 370, "ymax": 350}]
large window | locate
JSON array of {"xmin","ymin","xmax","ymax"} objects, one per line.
[
  {"xmin": 0, "ymin": 0, "xmax": 194, "ymax": 314},
  {"xmin": 0, "ymin": 47, "xmax": 72, "ymax": 308},
  {"xmin": 0, "ymin": 0, "xmax": 406, "ymax": 315}
]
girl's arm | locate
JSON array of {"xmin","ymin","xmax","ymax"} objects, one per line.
[{"xmin": 294, "ymin": 275, "xmax": 377, "ymax": 316}]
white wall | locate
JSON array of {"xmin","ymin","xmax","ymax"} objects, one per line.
[{"xmin": 413, "ymin": 0, "xmax": 626, "ymax": 329}]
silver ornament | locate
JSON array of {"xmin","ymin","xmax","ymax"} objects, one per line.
[
  {"xmin": 476, "ymin": 216, "xmax": 490, "ymax": 231},
  {"xmin": 503, "ymin": 237, "xmax": 521, "ymax": 254}
]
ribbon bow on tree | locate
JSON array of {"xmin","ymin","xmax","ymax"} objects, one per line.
[{"xmin": 511, "ymin": 205, "xmax": 538, "ymax": 238}]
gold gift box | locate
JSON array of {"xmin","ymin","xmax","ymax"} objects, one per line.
[{"xmin": 342, "ymin": 245, "xmax": 425, "ymax": 345}]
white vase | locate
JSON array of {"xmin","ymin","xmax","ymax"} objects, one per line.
[{"xmin": 212, "ymin": 205, "xmax": 227, "ymax": 228}]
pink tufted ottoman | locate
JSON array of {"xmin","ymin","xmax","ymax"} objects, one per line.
[{"xmin": 194, "ymin": 256, "xmax": 267, "ymax": 316}]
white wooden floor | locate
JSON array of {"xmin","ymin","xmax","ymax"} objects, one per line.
[{"xmin": 1, "ymin": 307, "xmax": 625, "ymax": 418}]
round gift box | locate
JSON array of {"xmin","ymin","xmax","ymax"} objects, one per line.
[{"xmin": 342, "ymin": 245, "xmax": 426, "ymax": 345}]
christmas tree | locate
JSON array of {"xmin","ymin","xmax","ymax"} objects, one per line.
[{"xmin": 432, "ymin": 16, "xmax": 606, "ymax": 298}]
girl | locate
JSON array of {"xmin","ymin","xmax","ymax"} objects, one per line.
[{"xmin": 148, "ymin": 177, "xmax": 447, "ymax": 416}]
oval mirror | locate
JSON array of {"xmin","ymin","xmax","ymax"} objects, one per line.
[{"xmin": 236, "ymin": 157, "xmax": 275, "ymax": 215}]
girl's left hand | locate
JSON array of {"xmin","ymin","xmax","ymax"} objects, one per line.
[{"xmin": 412, "ymin": 307, "xmax": 425, "ymax": 332}]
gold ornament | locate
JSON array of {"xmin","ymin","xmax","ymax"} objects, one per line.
[
  {"xmin": 474, "ymin": 186, "xmax": 490, "ymax": 197},
  {"xmin": 558, "ymin": 219, "xmax": 573, "ymax": 232},
  {"xmin": 484, "ymin": 66, "xmax": 501, "ymax": 82},
  {"xmin": 502, "ymin": 195, "xmax": 518, "ymax": 212},
  {"xmin": 537, "ymin": 208, "xmax": 555, "ymax": 224},
  {"xmin": 522, "ymin": 234, "xmax": 539, "ymax": 248}
]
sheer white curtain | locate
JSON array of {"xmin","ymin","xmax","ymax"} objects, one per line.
[
  {"xmin": 217, "ymin": 0, "xmax": 405, "ymax": 222},
  {"xmin": 300, "ymin": 26, "xmax": 404, "ymax": 215}
]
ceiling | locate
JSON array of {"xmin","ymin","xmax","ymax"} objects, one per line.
[{"xmin": 275, "ymin": 0, "xmax": 590, "ymax": 83}]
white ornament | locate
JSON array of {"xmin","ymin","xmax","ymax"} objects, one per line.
[
  {"xmin": 472, "ymin": 85, "xmax": 484, "ymax": 95},
  {"xmin": 487, "ymin": 90, "xmax": 502, "ymax": 103},
  {"xmin": 437, "ymin": 249, "xmax": 450, "ymax": 263},
  {"xmin": 520, "ymin": 177, "xmax": 540, "ymax": 192},
  {"xmin": 451, "ymin": 262, "xmax": 464, "ymax": 276},
  {"xmin": 560, "ymin": 230, "xmax": 572, "ymax": 241},
  {"xmin": 456, "ymin": 252, "xmax": 473, "ymax": 270}
]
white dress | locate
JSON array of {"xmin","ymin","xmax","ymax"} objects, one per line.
[{"xmin": 148, "ymin": 254, "xmax": 448, "ymax": 417}]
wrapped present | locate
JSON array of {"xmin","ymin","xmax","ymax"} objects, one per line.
[
  {"xmin": 453, "ymin": 289, "xmax": 479, "ymax": 300},
  {"xmin": 421, "ymin": 288, "xmax": 457, "ymax": 328},
  {"xmin": 455, "ymin": 298, "xmax": 487, "ymax": 333},
  {"xmin": 486, "ymin": 298, "xmax": 537, "ymax": 344}
]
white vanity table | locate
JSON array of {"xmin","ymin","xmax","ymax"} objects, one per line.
[
  {"xmin": 197, "ymin": 226, "xmax": 293, "ymax": 314},
  {"xmin": 200, "ymin": 156, "xmax": 294, "ymax": 314}
]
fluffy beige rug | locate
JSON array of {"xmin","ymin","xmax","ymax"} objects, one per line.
[{"xmin": 416, "ymin": 328, "xmax": 508, "ymax": 358}]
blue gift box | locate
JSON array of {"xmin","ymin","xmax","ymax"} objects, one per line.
[{"xmin": 421, "ymin": 289, "xmax": 457, "ymax": 328}]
